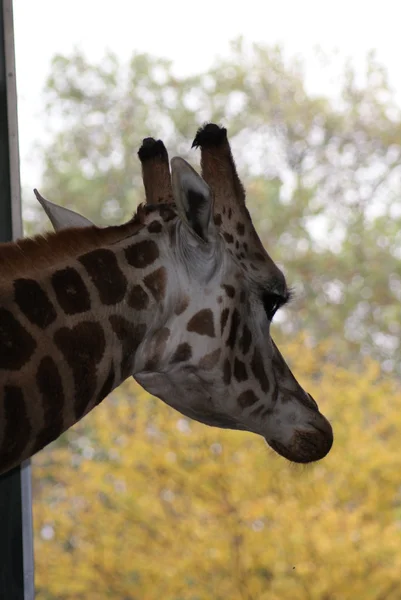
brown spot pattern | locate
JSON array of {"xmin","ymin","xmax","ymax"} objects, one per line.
[
  {"xmin": 236, "ymin": 222, "xmax": 245, "ymax": 236},
  {"xmin": 222, "ymin": 284, "xmax": 235, "ymax": 298},
  {"xmin": 198, "ymin": 348, "xmax": 221, "ymax": 370},
  {"xmin": 54, "ymin": 321, "xmax": 106, "ymax": 419},
  {"xmin": 223, "ymin": 358, "xmax": 231, "ymax": 385},
  {"xmin": 79, "ymin": 248, "xmax": 127, "ymax": 305},
  {"xmin": 214, "ymin": 213, "xmax": 222, "ymax": 227},
  {"xmin": 187, "ymin": 309, "xmax": 215, "ymax": 337},
  {"xmin": 0, "ymin": 385, "xmax": 31, "ymax": 471},
  {"xmin": 272, "ymin": 346, "xmax": 290, "ymax": 377},
  {"xmin": 33, "ymin": 356, "xmax": 65, "ymax": 452},
  {"xmin": 0, "ymin": 308, "xmax": 37, "ymax": 370},
  {"xmin": 147, "ymin": 220, "xmax": 163, "ymax": 234},
  {"xmin": 170, "ymin": 343, "xmax": 192, "ymax": 364},
  {"xmin": 175, "ymin": 296, "xmax": 189, "ymax": 315},
  {"xmin": 238, "ymin": 390, "xmax": 259, "ymax": 408},
  {"xmin": 109, "ymin": 316, "xmax": 147, "ymax": 379},
  {"xmin": 125, "ymin": 239, "xmax": 159, "ymax": 269},
  {"xmin": 223, "ymin": 232, "xmax": 234, "ymax": 244},
  {"xmin": 159, "ymin": 206, "xmax": 176, "ymax": 222},
  {"xmin": 95, "ymin": 364, "xmax": 115, "ymax": 405},
  {"xmin": 128, "ymin": 285, "xmax": 150, "ymax": 310},
  {"xmin": 251, "ymin": 349, "xmax": 270, "ymax": 393},
  {"xmin": 234, "ymin": 358, "xmax": 248, "ymax": 382},
  {"xmin": 220, "ymin": 308, "xmax": 229, "ymax": 335},
  {"xmin": 226, "ymin": 308, "xmax": 240, "ymax": 349},
  {"xmin": 14, "ymin": 279, "xmax": 56, "ymax": 329},
  {"xmin": 51, "ymin": 267, "xmax": 91, "ymax": 315},
  {"xmin": 239, "ymin": 325, "xmax": 252, "ymax": 355},
  {"xmin": 143, "ymin": 267, "xmax": 167, "ymax": 302}
]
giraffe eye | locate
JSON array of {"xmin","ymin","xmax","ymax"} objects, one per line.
[{"xmin": 262, "ymin": 293, "xmax": 282, "ymax": 321}]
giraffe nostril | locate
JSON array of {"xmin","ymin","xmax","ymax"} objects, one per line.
[{"xmin": 266, "ymin": 413, "xmax": 333, "ymax": 464}]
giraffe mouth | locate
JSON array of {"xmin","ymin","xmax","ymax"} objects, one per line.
[{"xmin": 266, "ymin": 417, "xmax": 333, "ymax": 464}]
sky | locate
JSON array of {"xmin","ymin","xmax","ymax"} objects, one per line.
[{"xmin": 13, "ymin": 0, "xmax": 401, "ymax": 191}]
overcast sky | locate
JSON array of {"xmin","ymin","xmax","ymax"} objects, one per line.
[{"xmin": 13, "ymin": 0, "xmax": 401, "ymax": 190}]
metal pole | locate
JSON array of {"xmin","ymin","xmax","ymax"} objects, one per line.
[{"xmin": 0, "ymin": 1, "xmax": 35, "ymax": 598}]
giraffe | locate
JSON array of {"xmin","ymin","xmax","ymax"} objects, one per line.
[{"xmin": 0, "ymin": 123, "xmax": 333, "ymax": 475}]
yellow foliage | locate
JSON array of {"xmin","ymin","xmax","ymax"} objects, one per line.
[{"xmin": 33, "ymin": 336, "xmax": 401, "ymax": 599}]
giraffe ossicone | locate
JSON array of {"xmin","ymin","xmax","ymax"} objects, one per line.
[{"xmin": 0, "ymin": 123, "xmax": 333, "ymax": 475}]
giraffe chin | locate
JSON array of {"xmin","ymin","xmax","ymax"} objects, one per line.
[{"xmin": 266, "ymin": 417, "xmax": 334, "ymax": 464}]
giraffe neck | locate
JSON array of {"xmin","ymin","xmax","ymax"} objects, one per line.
[{"xmin": 0, "ymin": 206, "xmax": 177, "ymax": 474}]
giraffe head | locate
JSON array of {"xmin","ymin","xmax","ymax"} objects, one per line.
[{"xmin": 37, "ymin": 124, "xmax": 333, "ymax": 464}]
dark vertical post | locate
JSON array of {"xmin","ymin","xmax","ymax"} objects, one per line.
[{"xmin": 0, "ymin": 1, "xmax": 35, "ymax": 599}]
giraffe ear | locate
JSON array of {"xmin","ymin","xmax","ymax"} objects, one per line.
[
  {"xmin": 34, "ymin": 189, "xmax": 94, "ymax": 231},
  {"xmin": 170, "ymin": 157, "xmax": 216, "ymax": 243}
]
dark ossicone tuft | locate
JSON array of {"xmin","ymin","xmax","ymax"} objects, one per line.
[
  {"xmin": 192, "ymin": 123, "xmax": 227, "ymax": 149},
  {"xmin": 138, "ymin": 138, "xmax": 168, "ymax": 162}
]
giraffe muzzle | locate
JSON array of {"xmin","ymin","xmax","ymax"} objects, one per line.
[{"xmin": 267, "ymin": 413, "xmax": 333, "ymax": 464}]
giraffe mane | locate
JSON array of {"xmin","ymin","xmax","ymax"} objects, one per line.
[{"xmin": 0, "ymin": 203, "xmax": 156, "ymax": 282}]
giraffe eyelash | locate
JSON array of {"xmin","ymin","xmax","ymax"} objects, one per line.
[{"xmin": 286, "ymin": 286, "xmax": 295, "ymax": 304}]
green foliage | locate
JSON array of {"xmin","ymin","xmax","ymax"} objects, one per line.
[
  {"xmin": 33, "ymin": 337, "xmax": 401, "ymax": 599},
  {"xmin": 29, "ymin": 41, "xmax": 401, "ymax": 369},
  {"xmin": 28, "ymin": 42, "xmax": 401, "ymax": 598}
]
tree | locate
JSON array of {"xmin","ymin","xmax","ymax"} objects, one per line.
[
  {"xmin": 28, "ymin": 42, "xmax": 401, "ymax": 598},
  {"xmin": 27, "ymin": 41, "xmax": 401, "ymax": 370},
  {"xmin": 33, "ymin": 335, "xmax": 401, "ymax": 599}
]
